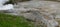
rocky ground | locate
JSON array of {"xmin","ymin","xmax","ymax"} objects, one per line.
[{"xmin": 1, "ymin": 0, "xmax": 60, "ymax": 27}]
